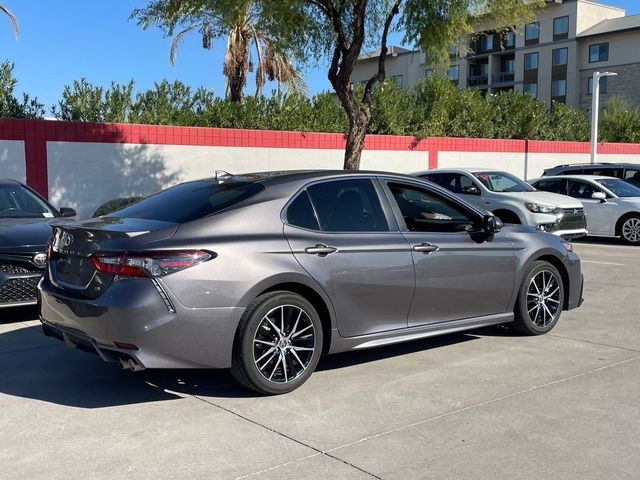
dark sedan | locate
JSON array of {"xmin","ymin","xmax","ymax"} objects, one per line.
[
  {"xmin": 40, "ymin": 171, "xmax": 583, "ymax": 394},
  {"xmin": 0, "ymin": 178, "xmax": 75, "ymax": 308}
]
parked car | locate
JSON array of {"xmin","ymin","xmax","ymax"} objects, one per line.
[
  {"xmin": 530, "ymin": 175, "xmax": 640, "ymax": 245},
  {"xmin": 542, "ymin": 163, "xmax": 640, "ymax": 188},
  {"xmin": 0, "ymin": 178, "xmax": 75, "ymax": 308},
  {"xmin": 413, "ymin": 168, "xmax": 587, "ymax": 239},
  {"xmin": 39, "ymin": 171, "xmax": 583, "ymax": 394}
]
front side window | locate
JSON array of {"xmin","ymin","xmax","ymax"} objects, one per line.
[
  {"xmin": 553, "ymin": 16, "xmax": 569, "ymax": 40},
  {"xmin": 420, "ymin": 173, "xmax": 479, "ymax": 195},
  {"xmin": 306, "ymin": 179, "xmax": 388, "ymax": 232},
  {"xmin": 588, "ymin": 75, "xmax": 608, "ymax": 95},
  {"xmin": 388, "ymin": 183, "xmax": 476, "ymax": 233},
  {"xmin": 0, "ymin": 184, "xmax": 57, "ymax": 219},
  {"xmin": 473, "ymin": 172, "xmax": 534, "ymax": 193},
  {"xmin": 589, "ymin": 43, "xmax": 609, "ymax": 63},
  {"xmin": 523, "ymin": 82, "xmax": 538, "ymax": 97},
  {"xmin": 552, "ymin": 48, "xmax": 568, "ymax": 66},
  {"xmin": 552, "ymin": 79, "xmax": 567, "ymax": 98},
  {"xmin": 533, "ymin": 179, "xmax": 567, "ymax": 195},
  {"xmin": 524, "ymin": 52, "xmax": 539, "ymax": 71},
  {"xmin": 525, "ymin": 22, "xmax": 540, "ymax": 45},
  {"xmin": 567, "ymin": 180, "xmax": 603, "ymax": 199}
]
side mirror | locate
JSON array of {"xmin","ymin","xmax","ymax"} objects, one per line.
[
  {"xmin": 591, "ymin": 192, "xmax": 607, "ymax": 202},
  {"xmin": 483, "ymin": 214, "xmax": 503, "ymax": 234},
  {"xmin": 462, "ymin": 185, "xmax": 481, "ymax": 196},
  {"xmin": 58, "ymin": 207, "xmax": 76, "ymax": 218}
]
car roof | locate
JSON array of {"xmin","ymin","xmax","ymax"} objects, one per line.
[
  {"xmin": 412, "ymin": 167, "xmax": 499, "ymax": 175},
  {"xmin": 548, "ymin": 162, "xmax": 640, "ymax": 169},
  {"xmin": 532, "ymin": 174, "xmax": 620, "ymax": 182},
  {"xmin": 0, "ymin": 177, "xmax": 22, "ymax": 186}
]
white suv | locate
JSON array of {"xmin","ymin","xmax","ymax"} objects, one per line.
[{"xmin": 413, "ymin": 168, "xmax": 587, "ymax": 239}]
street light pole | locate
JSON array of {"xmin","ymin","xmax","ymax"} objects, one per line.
[{"xmin": 590, "ymin": 71, "xmax": 618, "ymax": 164}]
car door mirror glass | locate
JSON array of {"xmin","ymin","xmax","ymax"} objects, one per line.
[{"xmin": 462, "ymin": 186, "xmax": 480, "ymax": 195}]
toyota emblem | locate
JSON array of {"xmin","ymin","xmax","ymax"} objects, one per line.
[
  {"xmin": 61, "ymin": 231, "xmax": 74, "ymax": 247},
  {"xmin": 33, "ymin": 253, "xmax": 47, "ymax": 267}
]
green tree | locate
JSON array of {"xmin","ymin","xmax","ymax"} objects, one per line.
[
  {"xmin": 131, "ymin": 0, "xmax": 305, "ymax": 102},
  {"xmin": 599, "ymin": 96, "xmax": 640, "ymax": 144},
  {"xmin": 0, "ymin": 3, "xmax": 18, "ymax": 39},
  {"xmin": 0, "ymin": 61, "xmax": 44, "ymax": 118},
  {"xmin": 256, "ymin": 0, "xmax": 544, "ymax": 169}
]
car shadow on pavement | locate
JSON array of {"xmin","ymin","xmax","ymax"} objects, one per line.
[{"xmin": 0, "ymin": 324, "xmax": 507, "ymax": 406}]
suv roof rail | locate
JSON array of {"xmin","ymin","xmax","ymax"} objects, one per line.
[{"xmin": 552, "ymin": 162, "xmax": 612, "ymax": 168}]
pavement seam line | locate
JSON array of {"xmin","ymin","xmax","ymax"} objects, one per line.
[
  {"xmin": 549, "ymin": 333, "xmax": 640, "ymax": 353},
  {"xmin": 190, "ymin": 394, "xmax": 382, "ymax": 480},
  {"xmin": 325, "ymin": 355, "xmax": 640, "ymax": 455}
]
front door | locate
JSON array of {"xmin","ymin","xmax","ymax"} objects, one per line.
[
  {"xmin": 567, "ymin": 179, "xmax": 617, "ymax": 235},
  {"xmin": 382, "ymin": 179, "xmax": 516, "ymax": 327},
  {"xmin": 283, "ymin": 178, "xmax": 415, "ymax": 338}
]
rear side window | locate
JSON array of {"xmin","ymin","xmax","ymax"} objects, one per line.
[
  {"xmin": 534, "ymin": 179, "xmax": 566, "ymax": 195},
  {"xmin": 112, "ymin": 180, "xmax": 264, "ymax": 223},
  {"xmin": 306, "ymin": 179, "xmax": 389, "ymax": 232},
  {"xmin": 286, "ymin": 191, "xmax": 320, "ymax": 230},
  {"xmin": 625, "ymin": 168, "xmax": 640, "ymax": 187}
]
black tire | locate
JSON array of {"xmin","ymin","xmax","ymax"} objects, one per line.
[
  {"xmin": 513, "ymin": 261, "xmax": 565, "ymax": 335},
  {"xmin": 618, "ymin": 214, "xmax": 640, "ymax": 245},
  {"xmin": 231, "ymin": 291, "xmax": 323, "ymax": 395}
]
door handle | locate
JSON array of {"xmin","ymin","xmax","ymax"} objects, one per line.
[
  {"xmin": 413, "ymin": 243, "xmax": 439, "ymax": 253},
  {"xmin": 305, "ymin": 244, "xmax": 337, "ymax": 256}
]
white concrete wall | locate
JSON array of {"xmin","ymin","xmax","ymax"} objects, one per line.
[
  {"xmin": 0, "ymin": 140, "xmax": 26, "ymax": 183},
  {"xmin": 46, "ymin": 141, "xmax": 429, "ymax": 219}
]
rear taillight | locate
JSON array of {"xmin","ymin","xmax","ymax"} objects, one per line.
[{"xmin": 90, "ymin": 250, "xmax": 214, "ymax": 278}]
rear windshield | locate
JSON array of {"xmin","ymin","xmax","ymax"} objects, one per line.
[{"xmin": 111, "ymin": 180, "xmax": 264, "ymax": 223}]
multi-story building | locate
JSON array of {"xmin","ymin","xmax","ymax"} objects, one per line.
[{"xmin": 351, "ymin": 0, "xmax": 640, "ymax": 110}]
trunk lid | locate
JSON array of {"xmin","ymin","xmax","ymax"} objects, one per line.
[{"xmin": 49, "ymin": 217, "xmax": 179, "ymax": 299}]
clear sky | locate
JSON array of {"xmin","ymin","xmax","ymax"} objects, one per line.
[{"xmin": 3, "ymin": 0, "xmax": 639, "ymax": 115}]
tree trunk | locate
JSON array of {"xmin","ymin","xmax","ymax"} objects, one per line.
[{"xmin": 344, "ymin": 107, "xmax": 371, "ymax": 170}]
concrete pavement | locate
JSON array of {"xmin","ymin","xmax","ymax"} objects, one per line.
[{"xmin": 0, "ymin": 240, "xmax": 638, "ymax": 479}]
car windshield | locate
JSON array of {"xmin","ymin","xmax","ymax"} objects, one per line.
[
  {"xmin": 0, "ymin": 184, "xmax": 57, "ymax": 219},
  {"xmin": 596, "ymin": 178, "xmax": 640, "ymax": 198},
  {"xmin": 472, "ymin": 171, "xmax": 534, "ymax": 193},
  {"xmin": 113, "ymin": 180, "xmax": 264, "ymax": 223}
]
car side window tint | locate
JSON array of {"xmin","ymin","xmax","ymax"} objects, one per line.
[
  {"xmin": 388, "ymin": 182, "xmax": 476, "ymax": 233},
  {"xmin": 287, "ymin": 190, "xmax": 320, "ymax": 230},
  {"xmin": 624, "ymin": 169, "xmax": 640, "ymax": 187},
  {"xmin": 534, "ymin": 179, "xmax": 566, "ymax": 195},
  {"xmin": 307, "ymin": 179, "xmax": 389, "ymax": 232},
  {"xmin": 567, "ymin": 180, "xmax": 601, "ymax": 199}
]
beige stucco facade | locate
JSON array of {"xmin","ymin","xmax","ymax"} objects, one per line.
[{"xmin": 352, "ymin": 0, "xmax": 639, "ymax": 111}]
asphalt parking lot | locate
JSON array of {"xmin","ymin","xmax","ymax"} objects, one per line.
[{"xmin": 1, "ymin": 239, "xmax": 639, "ymax": 480}]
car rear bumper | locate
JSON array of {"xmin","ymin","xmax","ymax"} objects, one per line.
[{"xmin": 38, "ymin": 276, "xmax": 245, "ymax": 369}]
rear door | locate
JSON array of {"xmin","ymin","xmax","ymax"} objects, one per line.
[
  {"xmin": 283, "ymin": 177, "xmax": 415, "ymax": 338},
  {"xmin": 381, "ymin": 179, "xmax": 516, "ymax": 327}
]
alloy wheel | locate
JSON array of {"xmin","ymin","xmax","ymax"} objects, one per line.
[
  {"xmin": 622, "ymin": 217, "xmax": 640, "ymax": 243},
  {"xmin": 526, "ymin": 270, "xmax": 561, "ymax": 327},
  {"xmin": 252, "ymin": 304, "xmax": 316, "ymax": 384}
]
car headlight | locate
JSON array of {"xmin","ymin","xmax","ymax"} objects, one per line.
[
  {"xmin": 562, "ymin": 241, "xmax": 573, "ymax": 252},
  {"xmin": 525, "ymin": 202, "xmax": 559, "ymax": 214}
]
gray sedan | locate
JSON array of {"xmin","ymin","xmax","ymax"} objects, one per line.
[
  {"xmin": 39, "ymin": 171, "xmax": 583, "ymax": 394},
  {"xmin": 531, "ymin": 175, "xmax": 640, "ymax": 244}
]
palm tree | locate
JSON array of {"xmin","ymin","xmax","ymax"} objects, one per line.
[
  {"xmin": 0, "ymin": 3, "xmax": 18, "ymax": 39},
  {"xmin": 168, "ymin": 1, "xmax": 305, "ymax": 102}
]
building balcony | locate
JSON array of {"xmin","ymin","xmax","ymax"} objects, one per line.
[
  {"xmin": 469, "ymin": 75, "xmax": 489, "ymax": 86},
  {"xmin": 493, "ymin": 72, "xmax": 515, "ymax": 84}
]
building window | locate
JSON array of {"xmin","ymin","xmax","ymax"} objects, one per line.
[
  {"xmin": 505, "ymin": 59, "xmax": 515, "ymax": 73},
  {"xmin": 524, "ymin": 52, "xmax": 539, "ymax": 70},
  {"xmin": 525, "ymin": 22, "xmax": 540, "ymax": 45},
  {"xmin": 552, "ymin": 79, "xmax": 567, "ymax": 98},
  {"xmin": 553, "ymin": 16, "xmax": 569, "ymax": 40},
  {"xmin": 391, "ymin": 74, "xmax": 403, "ymax": 88},
  {"xmin": 479, "ymin": 35, "xmax": 494, "ymax": 52},
  {"xmin": 552, "ymin": 48, "xmax": 568, "ymax": 66},
  {"xmin": 505, "ymin": 31, "xmax": 516, "ymax": 49},
  {"xmin": 588, "ymin": 75, "xmax": 608, "ymax": 95},
  {"xmin": 523, "ymin": 83, "xmax": 538, "ymax": 98},
  {"xmin": 589, "ymin": 43, "xmax": 609, "ymax": 63},
  {"xmin": 448, "ymin": 65, "xmax": 459, "ymax": 81}
]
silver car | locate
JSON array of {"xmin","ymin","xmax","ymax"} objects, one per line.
[
  {"xmin": 530, "ymin": 175, "xmax": 640, "ymax": 245},
  {"xmin": 39, "ymin": 171, "xmax": 584, "ymax": 394}
]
